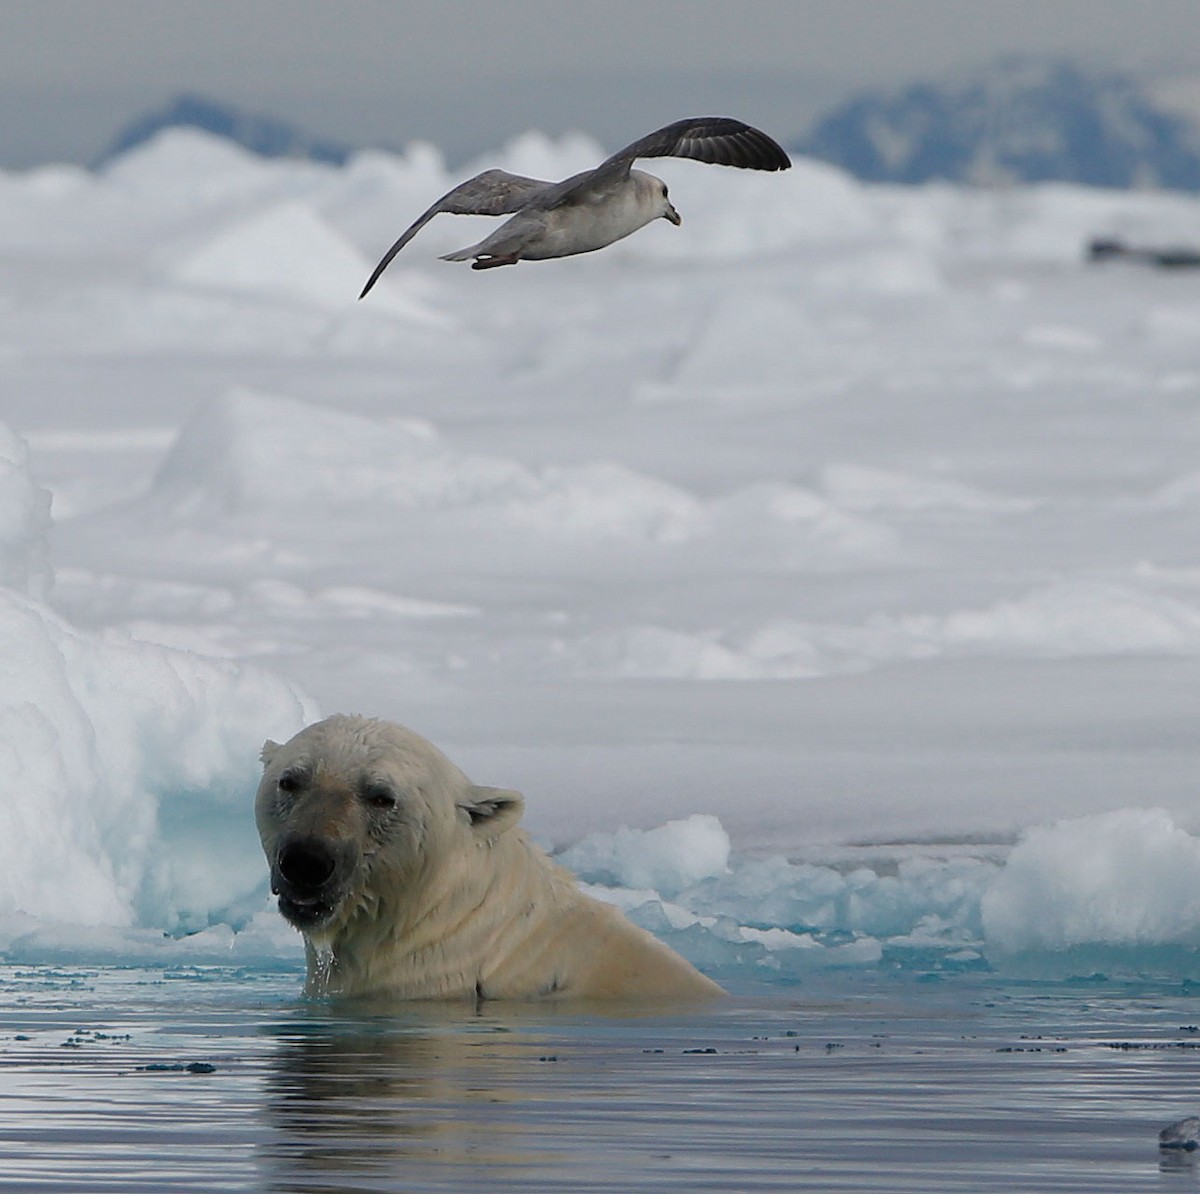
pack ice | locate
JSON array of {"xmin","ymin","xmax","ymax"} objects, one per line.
[{"xmin": 3, "ymin": 126, "xmax": 1200, "ymax": 980}]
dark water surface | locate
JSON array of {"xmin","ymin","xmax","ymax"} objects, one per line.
[{"xmin": 2, "ymin": 965, "xmax": 1200, "ymax": 1191}]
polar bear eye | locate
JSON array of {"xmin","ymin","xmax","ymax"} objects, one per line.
[
  {"xmin": 364, "ymin": 783, "xmax": 398, "ymax": 811},
  {"xmin": 277, "ymin": 769, "xmax": 305, "ymax": 794}
]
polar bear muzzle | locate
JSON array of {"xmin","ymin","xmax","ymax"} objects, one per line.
[{"xmin": 271, "ymin": 832, "xmax": 361, "ymax": 929}]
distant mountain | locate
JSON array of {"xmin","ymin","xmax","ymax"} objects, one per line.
[
  {"xmin": 95, "ymin": 94, "xmax": 356, "ymax": 167},
  {"xmin": 800, "ymin": 59, "xmax": 1200, "ymax": 190}
]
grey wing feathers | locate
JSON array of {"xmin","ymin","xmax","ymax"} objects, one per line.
[
  {"xmin": 359, "ymin": 169, "xmax": 551, "ymax": 297},
  {"xmin": 587, "ymin": 117, "xmax": 791, "ymax": 195},
  {"xmin": 612, "ymin": 117, "xmax": 792, "ymax": 171}
]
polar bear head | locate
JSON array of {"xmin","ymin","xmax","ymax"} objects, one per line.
[{"xmin": 255, "ymin": 715, "xmax": 524, "ymax": 939}]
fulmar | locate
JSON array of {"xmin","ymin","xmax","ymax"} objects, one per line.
[{"xmin": 359, "ymin": 116, "xmax": 791, "ymax": 295}]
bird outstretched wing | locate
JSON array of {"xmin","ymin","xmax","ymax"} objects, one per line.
[
  {"xmin": 547, "ymin": 117, "xmax": 791, "ymax": 208},
  {"xmin": 360, "ymin": 169, "xmax": 551, "ymax": 297}
]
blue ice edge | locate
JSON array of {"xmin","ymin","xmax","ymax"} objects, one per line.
[{"xmin": 637, "ymin": 911, "xmax": 1200, "ymax": 989}]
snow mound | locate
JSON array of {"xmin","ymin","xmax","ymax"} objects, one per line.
[
  {"xmin": 102, "ymin": 127, "xmax": 279, "ymax": 211},
  {"xmin": 170, "ymin": 200, "xmax": 429, "ymax": 316},
  {"xmin": 151, "ymin": 387, "xmax": 526, "ymax": 516},
  {"xmin": 558, "ymin": 814, "xmax": 732, "ymax": 895},
  {"xmin": 149, "ymin": 387, "xmax": 703, "ymax": 542},
  {"xmin": 982, "ymin": 809, "xmax": 1200, "ymax": 953}
]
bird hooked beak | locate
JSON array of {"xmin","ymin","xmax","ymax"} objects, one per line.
[{"xmin": 664, "ymin": 202, "xmax": 682, "ymax": 226}]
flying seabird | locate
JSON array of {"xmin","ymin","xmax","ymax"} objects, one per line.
[{"xmin": 359, "ymin": 116, "xmax": 791, "ymax": 295}]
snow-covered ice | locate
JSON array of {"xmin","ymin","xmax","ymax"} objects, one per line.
[{"xmin": 3, "ymin": 126, "xmax": 1200, "ymax": 980}]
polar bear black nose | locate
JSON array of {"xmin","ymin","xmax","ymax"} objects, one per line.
[{"xmin": 277, "ymin": 837, "xmax": 338, "ymax": 890}]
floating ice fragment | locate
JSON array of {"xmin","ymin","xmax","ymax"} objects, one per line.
[{"xmin": 1160, "ymin": 1117, "xmax": 1200, "ymax": 1150}]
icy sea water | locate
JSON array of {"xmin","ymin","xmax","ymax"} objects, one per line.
[{"xmin": 2, "ymin": 966, "xmax": 1200, "ymax": 1192}]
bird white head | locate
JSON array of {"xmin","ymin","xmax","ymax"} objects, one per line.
[
  {"xmin": 660, "ymin": 179, "xmax": 682, "ymax": 226},
  {"xmin": 632, "ymin": 170, "xmax": 681, "ymax": 227}
]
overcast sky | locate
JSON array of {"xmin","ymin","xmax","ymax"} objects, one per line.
[{"xmin": 4, "ymin": 0, "xmax": 1200, "ymax": 168}]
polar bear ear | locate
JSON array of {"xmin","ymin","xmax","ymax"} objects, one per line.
[
  {"xmin": 260, "ymin": 740, "xmax": 282, "ymax": 769},
  {"xmin": 460, "ymin": 785, "xmax": 525, "ymax": 837}
]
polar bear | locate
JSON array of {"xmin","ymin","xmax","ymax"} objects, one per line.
[{"xmin": 255, "ymin": 715, "xmax": 724, "ymax": 1003}]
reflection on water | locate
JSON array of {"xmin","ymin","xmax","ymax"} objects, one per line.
[
  {"xmin": 261, "ymin": 1015, "xmax": 547, "ymax": 1188},
  {"xmin": 0, "ymin": 967, "xmax": 1197, "ymax": 1191},
  {"xmin": 1162, "ymin": 1150, "xmax": 1200, "ymax": 1178}
]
